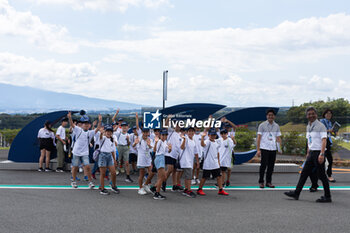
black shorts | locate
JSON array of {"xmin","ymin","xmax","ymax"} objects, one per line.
[
  {"xmin": 39, "ymin": 138, "xmax": 55, "ymax": 152},
  {"xmin": 202, "ymin": 168, "xmax": 221, "ymax": 179},
  {"xmin": 220, "ymin": 167, "xmax": 228, "ymax": 172},
  {"xmin": 129, "ymin": 153, "xmax": 137, "ymax": 163},
  {"xmin": 165, "ymin": 156, "xmax": 176, "ymax": 166}
]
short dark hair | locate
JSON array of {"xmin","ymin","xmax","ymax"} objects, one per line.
[
  {"xmin": 322, "ymin": 109, "xmax": 333, "ymax": 118},
  {"xmin": 61, "ymin": 117, "xmax": 68, "ymax": 123},
  {"xmin": 266, "ymin": 108, "xmax": 276, "ymax": 116},
  {"xmin": 305, "ymin": 106, "xmax": 317, "ymax": 115}
]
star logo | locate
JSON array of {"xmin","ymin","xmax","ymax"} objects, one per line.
[
  {"xmin": 143, "ymin": 109, "xmax": 162, "ymax": 129},
  {"xmin": 151, "ymin": 109, "xmax": 161, "ymax": 122}
]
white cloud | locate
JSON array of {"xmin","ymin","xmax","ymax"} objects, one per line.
[
  {"xmin": 93, "ymin": 13, "xmax": 350, "ymax": 74},
  {"xmin": 26, "ymin": 0, "xmax": 171, "ymax": 12},
  {"xmin": 121, "ymin": 24, "xmax": 141, "ymax": 32},
  {"xmin": 0, "ymin": 52, "xmax": 349, "ymax": 106},
  {"xmin": 0, "ymin": 0, "xmax": 77, "ymax": 53}
]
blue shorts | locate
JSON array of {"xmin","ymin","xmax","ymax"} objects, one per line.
[
  {"xmin": 154, "ymin": 154, "xmax": 165, "ymax": 170},
  {"xmin": 72, "ymin": 154, "xmax": 90, "ymax": 167},
  {"xmin": 98, "ymin": 152, "xmax": 114, "ymax": 168}
]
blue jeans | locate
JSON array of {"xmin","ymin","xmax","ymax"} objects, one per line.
[{"xmin": 72, "ymin": 155, "xmax": 89, "ymax": 167}]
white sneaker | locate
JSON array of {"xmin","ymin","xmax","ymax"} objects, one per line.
[
  {"xmin": 116, "ymin": 170, "xmax": 120, "ymax": 176},
  {"xmin": 143, "ymin": 184, "xmax": 151, "ymax": 193},
  {"xmin": 79, "ymin": 167, "xmax": 83, "ymax": 173},
  {"xmin": 191, "ymin": 179, "xmax": 196, "ymax": 185},
  {"xmin": 138, "ymin": 188, "xmax": 147, "ymax": 195},
  {"xmin": 71, "ymin": 181, "xmax": 78, "ymax": 188},
  {"xmin": 88, "ymin": 182, "xmax": 95, "ymax": 189},
  {"xmin": 196, "ymin": 178, "xmax": 200, "ymax": 184}
]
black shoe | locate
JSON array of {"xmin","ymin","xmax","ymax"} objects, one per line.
[
  {"xmin": 187, "ymin": 190, "xmax": 197, "ymax": 198},
  {"xmin": 111, "ymin": 186, "xmax": 120, "ymax": 194},
  {"xmin": 45, "ymin": 168, "xmax": 53, "ymax": 172},
  {"xmin": 125, "ymin": 177, "xmax": 133, "ymax": 183},
  {"xmin": 100, "ymin": 189, "xmax": 110, "ymax": 195},
  {"xmin": 153, "ymin": 192, "xmax": 166, "ymax": 200},
  {"xmin": 38, "ymin": 167, "xmax": 44, "ymax": 172},
  {"xmin": 309, "ymin": 187, "xmax": 318, "ymax": 192},
  {"xmin": 177, "ymin": 185, "xmax": 184, "ymax": 191},
  {"xmin": 225, "ymin": 181, "xmax": 230, "ymax": 187},
  {"xmin": 161, "ymin": 181, "xmax": 167, "ymax": 192},
  {"xmin": 55, "ymin": 168, "xmax": 64, "ymax": 173},
  {"xmin": 171, "ymin": 185, "xmax": 179, "ymax": 192},
  {"xmin": 150, "ymin": 186, "xmax": 157, "ymax": 194},
  {"xmin": 316, "ymin": 196, "xmax": 332, "ymax": 203},
  {"xmin": 284, "ymin": 191, "xmax": 299, "ymax": 200}
]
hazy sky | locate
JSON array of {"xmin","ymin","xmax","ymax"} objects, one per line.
[{"xmin": 0, "ymin": 0, "xmax": 349, "ymax": 107}]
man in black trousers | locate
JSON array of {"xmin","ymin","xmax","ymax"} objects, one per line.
[
  {"xmin": 256, "ymin": 109, "xmax": 282, "ymax": 188},
  {"xmin": 285, "ymin": 107, "xmax": 332, "ymax": 203}
]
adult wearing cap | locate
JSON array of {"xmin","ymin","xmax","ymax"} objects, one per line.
[
  {"xmin": 285, "ymin": 107, "xmax": 332, "ymax": 203},
  {"xmin": 256, "ymin": 109, "xmax": 282, "ymax": 188},
  {"xmin": 55, "ymin": 117, "xmax": 68, "ymax": 172}
]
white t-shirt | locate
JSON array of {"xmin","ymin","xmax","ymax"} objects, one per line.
[
  {"xmin": 218, "ymin": 137, "xmax": 235, "ymax": 168},
  {"xmin": 258, "ymin": 121, "xmax": 282, "ymax": 151},
  {"xmin": 114, "ymin": 130, "xmax": 130, "ymax": 146},
  {"xmin": 202, "ymin": 139, "xmax": 220, "ymax": 170},
  {"xmin": 193, "ymin": 133, "xmax": 204, "ymax": 158},
  {"xmin": 129, "ymin": 133, "xmax": 139, "ymax": 154},
  {"xmin": 179, "ymin": 136, "xmax": 198, "ymax": 169},
  {"xmin": 307, "ymin": 120, "xmax": 327, "ymax": 151},
  {"xmin": 136, "ymin": 137, "xmax": 152, "ymax": 167},
  {"xmin": 167, "ymin": 128, "xmax": 181, "ymax": 159},
  {"xmin": 38, "ymin": 128, "xmax": 55, "ymax": 139},
  {"xmin": 72, "ymin": 126, "xmax": 95, "ymax": 156},
  {"xmin": 99, "ymin": 136, "xmax": 116, "ymax": 153},
  {"xmin": 56, "ymin": 126, "xmax": 66, "ymax": 140},
  {"xmin": 155, "ymin": 139, "xmax": 170, "ymax": 156}
]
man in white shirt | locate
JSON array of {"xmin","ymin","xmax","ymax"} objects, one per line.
[
  {"xmin": 256, "ymin": 109, "xmax": 282, "ymax": 188},
  {"xmin": 285, "ymin": 107, "xmax": 332, "ymax": 203},
  {"xmin": 55, "ymin": 118, "xmax": 68, "ymax": 172}
]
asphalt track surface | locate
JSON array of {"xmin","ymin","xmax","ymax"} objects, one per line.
[{"xmin": 0, "ymin": 170, "xmax": 350, "ymax": 233}]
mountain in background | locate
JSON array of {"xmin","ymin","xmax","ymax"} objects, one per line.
[{"xmin": 0, "ymin": 83, "xmax": 143, "ymax": 113}]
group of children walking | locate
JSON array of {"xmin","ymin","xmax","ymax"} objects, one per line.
[{"xmin": 37, "ymin": 109, "xmax": 237, "ymax": 200}]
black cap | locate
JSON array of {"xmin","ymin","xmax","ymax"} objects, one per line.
[
  {"xmin": 104, "ymin": 125, "xmax": 113, "ymax": 132},
  {"xmin": 160, "ymin": 129, "xmax": 168, "ymax": 135},
  {"xmin": 220, "ymin": 128, "xmax": 228, "ymax": 134},
  {"xmin": 121, "ymin": 122, "xmax": 128, "ymax": 126},
  {"xmin": 208, "ymin": 128, "xmax": 217, "ymax": 135}
]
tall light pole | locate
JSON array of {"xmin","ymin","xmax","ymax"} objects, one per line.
[{"xmin": 163, "ymin": 70, "xmax": 168, "ymax": 110}]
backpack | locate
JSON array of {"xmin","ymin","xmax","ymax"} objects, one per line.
[{"xmin": 93, "ymin": 138, "xmax": 106, "ymax": 162}]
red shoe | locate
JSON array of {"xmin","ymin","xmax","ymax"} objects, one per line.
[
  {"xmin": 92, "ymin": 174, "xmax": 96, "ymax": 179},
  {"xmin": 218, "ymin": 190, "xmax": 229, "ymax": 196},
  {"xmin": 196, "ymin": 189, "xmax": 206, "ymax": 196}
]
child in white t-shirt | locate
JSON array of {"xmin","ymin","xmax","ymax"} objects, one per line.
[{"xmin": 197, "ymin": 128, "xmax": 229, "ymax": 196}]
